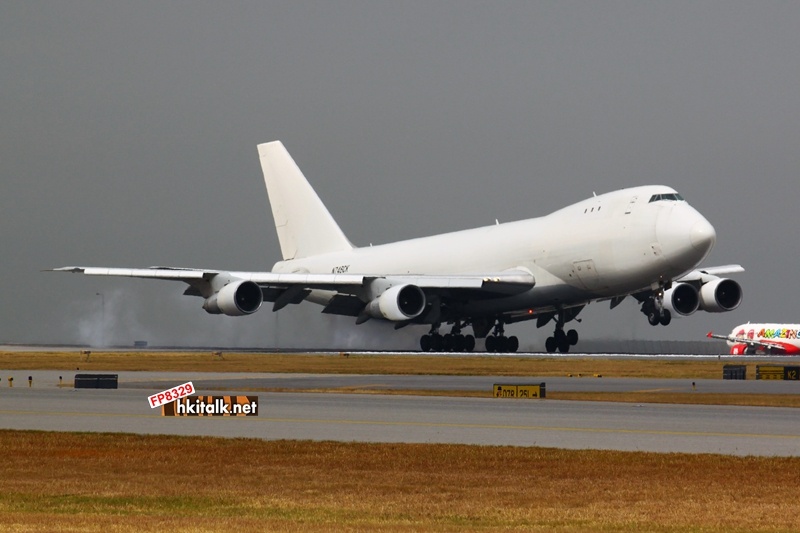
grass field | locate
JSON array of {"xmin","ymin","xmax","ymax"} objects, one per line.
[
  {"xmin": 2, "ymin": 430, "xmax": 800, "ymax": 533},
  {"xmin": 0, "ymin": 349, "xmax": 772, "ymax": 378}
]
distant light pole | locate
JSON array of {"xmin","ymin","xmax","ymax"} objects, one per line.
[{"xmin": 96, "ymin": 292, "xmax": 105, "ymax": 347}]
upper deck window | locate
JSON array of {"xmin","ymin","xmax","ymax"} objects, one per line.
[{"xmin": 648, "ymin": 193, "xmax": 684, "ymax": 203}]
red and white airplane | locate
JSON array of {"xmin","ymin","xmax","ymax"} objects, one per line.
[{"xmin": 707, "ymin": 323, "xmax": 800, "ymax": 355}]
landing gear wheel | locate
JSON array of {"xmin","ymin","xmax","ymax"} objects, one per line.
[
  {"xmin": 566, "ymin": 329, "xmax": 579, "ymax": 346},
  {"xmin": 545, "ymin": 337, "xmax": 557, "ymax": 353},
  {"xmin": 557, "ymin": 335, "xmax": 570, "ymax": 353},
  {"xmin": 659, "ymin": 309, "xmax": 672, "ymax": 326},
  {"xmin": 464, "ymin": 335, "xmax": 475, "ymax": 352},
  {"xmin": 442, "ymin": 334, "xmax": 453, "ymax": 351},
  {"xmin": 454, "ymin": 335, "xmax": 466, "ymax": 350},
  {"xmin": 430, "ymin": 334, "xmax": 443, "ymax": 352},
  {"xmin": 486, "ymin": 335, "xmax": 514, "ymax": 353},
  {"xmin": 648, "ymin": 312, "xmax": 661, "ymax": 326},
  {"xmin": 420, "ymin": 335, "xmax": 432, "ymax": 352},
  {"xmin": 486, "ymin": 335, "xmax": 496, "ymax": 352},
  {"xmin": 507, "ymin": 336, "xmax": 519, "ymax": 353}
]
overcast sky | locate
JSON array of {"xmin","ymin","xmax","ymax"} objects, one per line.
[{"xmin": 3, "ymin": 2, "xmax": 799, "ymax": 350}]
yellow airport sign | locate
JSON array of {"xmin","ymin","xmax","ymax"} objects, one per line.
[
  {"xmin": 756, "ymin": 365, "xmax": 800, "ymax": 380},
  {"xmin": 493, "ymin": 383, "xmax": 546, "ymax": 399}
]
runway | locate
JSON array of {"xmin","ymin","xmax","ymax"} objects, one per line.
[{"xmin": 1, "ymin": 370, "xmax": 799, "ymax": 456}]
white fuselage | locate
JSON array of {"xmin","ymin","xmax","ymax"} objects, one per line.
[
  {"xmin": 272, "ymin": 185, "xmax": 715, "ymax": 318},
  {"xmin": 727, "ymin": 323, "xmax": 800, "ymax": 355}
]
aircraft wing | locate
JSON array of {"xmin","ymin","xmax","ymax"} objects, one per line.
[
  {"xmin": 50, "ymin": 266, "xmax": 535, "ymax": 314},
  {"xmin": 677, "ymin": 264, "xmax": 744, "ymax": 283}
]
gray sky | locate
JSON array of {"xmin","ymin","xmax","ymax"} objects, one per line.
[{"xmin": 3, "ymin": 2, "xmax": 798, "ymax": 350}]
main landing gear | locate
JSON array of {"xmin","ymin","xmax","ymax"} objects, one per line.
[
  {"xmin": 485, "ymin": 320, "xmax": 519, "ymax": 353},
  {"xmin": 544, "ymin": 309, "xmax": 580, "ymax": 353},
  {"xmin": 420, "ymin": 322, "xmax": 476, "ymax": 352},
  {"xmin": 544, "ymin": 322, "xmax": 579, "ymax": 353}
]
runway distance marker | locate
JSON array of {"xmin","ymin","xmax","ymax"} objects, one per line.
[
  {"xmin": 756, "ymin": 366, "xmax": 800, "ymax": 380},
  {"xmin": 493, "ymin": 383, "xmax": 546, "ymax": 398}
]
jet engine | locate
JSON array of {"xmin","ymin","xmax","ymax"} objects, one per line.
[
  {"xmin": 662, "ymin": 283, "xmax": 699, "ymax": 317},
  {"xmin": 203, "ymin": 280, "xmax": 263, "ymax": 316},
  {"xmin": 364, "ymin": 284, "xmax": 426, "ymax": 321},
  {"xmin": 699, "ymin": 278, "xmax": 742, "ymax": 312}
]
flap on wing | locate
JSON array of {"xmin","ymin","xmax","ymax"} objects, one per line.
[
  {"xmin": 322, "ymin": 294, "xmax": 365, "ymax": 317},
  {"xmin": 382, "ymin": 270, "xmax": 535, "ymax": 295},
  {"xmin": 236, "ymin": 272, "xmax": 365, "ymax": 289},
  {"xmin": 241, "ymin": 269, "xmax": 534, "ymax": 295}
]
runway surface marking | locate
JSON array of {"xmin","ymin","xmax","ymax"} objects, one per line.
[{"xmin": 3, "ymin": 409, "xmax": 798, "ymax": 441}]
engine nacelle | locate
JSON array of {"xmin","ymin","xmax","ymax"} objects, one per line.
[
  {"xmin": 699, "ymin": 278, "xmax": 742, "ymax": 313},
  {"xmin": 662, "ymin": 283, "xmax": 699, "ymax": 317},
  {"xmin": 364, "ymin": 284, "xmax": 426, "ymax": 321},
  {"xmin": 203, "ymin": 280, "xmax": 263, "ymax": 316}
]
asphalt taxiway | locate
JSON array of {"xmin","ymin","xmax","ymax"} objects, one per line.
[{"xmin": 1, "ymin": 369, "xmax": 799, "ymax": 456}]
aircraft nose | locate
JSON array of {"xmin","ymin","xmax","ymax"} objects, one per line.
[
  {"xmin": 690, "ymin": 218, "xmax": 716, "ymax": 252},
  {"xmin": 657, "ymin": 207, "xmax": 716, "ymax": 267}
]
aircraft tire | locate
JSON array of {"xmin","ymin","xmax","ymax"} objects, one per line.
[
  {"xmin": 431, "ymin": 334, "xmax": 443, "ymax": 351},
  {"xmin": 420, "ymin": 335, "xmax": 432, "ymax": 352},
  {"xmin": 442, "ymin": 334, "xmax": 453, "ymax": 351},
  {"xmin": 558, "ymin": 337, "xmax": 570, "ymax": 353},
  {"xmin": 496, "ymin": 336, "xmax": 508, "ymax": 353},
  {"xmin": 507, "ymin": 336, "xmax": 519, "ymax": 353},
  {"xmin": 545, "ymin": 337, "xmax": 557, "ymax": 353},
  {"xmin": 659, "ymin": 309, "xmax": 672, "ymax": 326},
  {"xmin": 453, "ymin": 334, "xmax": 466, "ymax": 352},
  {"xmin": 566, "ymin": 329, "xmax": 579, "ymax": 346},
  {"xmin": 486, "ymin": 335, "xmax": 496, "ymax": 352},
  {"xmin": 464, "ymin": 335, "xmax": 475, "ymax": 352},
  {"xmin": 648, "ymin": 312, "xmax": 660, "ymax": 326}
]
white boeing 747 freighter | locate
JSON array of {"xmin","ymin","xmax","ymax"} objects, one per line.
[{"xmin": 54, "ymin": 141, "xmax": 743, "ymax": 352}]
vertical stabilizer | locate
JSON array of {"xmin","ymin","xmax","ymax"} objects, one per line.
[{"xmin": 258, "ymin": 141, "xmax": 353, "ymax": 260}]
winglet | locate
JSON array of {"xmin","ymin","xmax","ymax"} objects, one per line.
[{"xmin": 707, "ymin": 331, "xmax": 713, "ymax": 338}]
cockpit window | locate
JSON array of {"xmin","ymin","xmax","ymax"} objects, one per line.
[{"xmin": 648, "ymin": 193, "xmax": 684, "ymax": 203}]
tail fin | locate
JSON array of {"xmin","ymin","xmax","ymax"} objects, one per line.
[{"xmin": 258, "ymin": 141, "xmax": 354, "ymax": 260}]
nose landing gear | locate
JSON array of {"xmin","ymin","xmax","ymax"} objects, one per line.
[{"xmin": 641, "ymin": 292, "xmax": 672, "ymax": 326}]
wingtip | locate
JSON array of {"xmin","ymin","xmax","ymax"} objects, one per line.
[
  {"xmin": 707, "ymin": 331, "xmax": 713, "ymax": 338},
  {"xmin": 48, "ymin": 266, "xmax": 86, "ymax": 273}
]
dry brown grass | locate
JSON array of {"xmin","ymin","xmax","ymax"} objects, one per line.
[
  {"xmin": 1, "ymin": 430, "xmax": 799, "ymax": 532},
  {"xmin": 0, "ymin": 350, "xmax": 765, "ymax": 378}
]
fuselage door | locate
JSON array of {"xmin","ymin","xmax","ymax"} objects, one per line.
[{"xmin": 571, "ymin": 259, "xmax": 600, "ymax": 290}]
